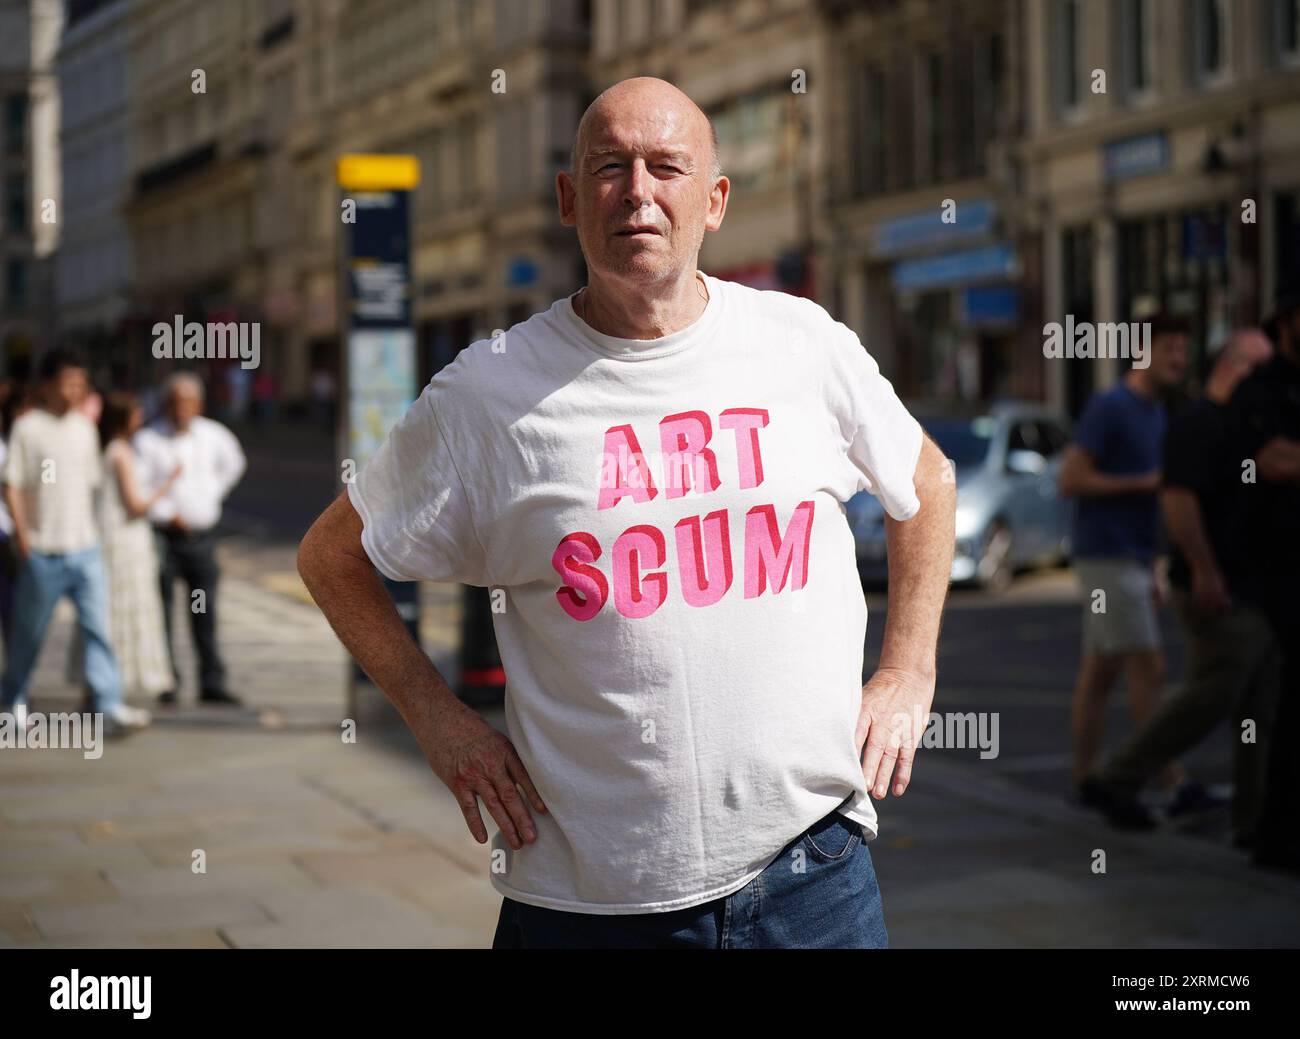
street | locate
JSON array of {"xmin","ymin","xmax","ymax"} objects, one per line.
[{"xmin": 0, "ymin": 420, "xmax": 1294, "ymax": 948}]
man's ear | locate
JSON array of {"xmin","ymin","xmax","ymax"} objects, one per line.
[{"xmin": 556, "ymin": 170, "xmax": 576, "ymax": 227}]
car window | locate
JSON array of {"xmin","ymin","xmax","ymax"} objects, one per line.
[
  {"xmin": 1007, "ymin": 421, "xmax": 1043, "ymax": 456},
  {"xmin": 1035, "ymin": 421, "xmax": 1069, "ymax": 457},
  {"xmin": 921, "ymin": 417, "xmax": 997, "ymax": 468}
]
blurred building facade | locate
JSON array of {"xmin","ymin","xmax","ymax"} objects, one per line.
[
  {"xmin": 117, "ymin": 0, "xmax": 262, "ymax": 405},
  {"xmin": 55, "ymin": 0, "xmax": 132, "ymax": 361},
  {"xmin": 13, "ymin": 0, "xmax": 1300, "ymax": 417},
  {"xmin": 820, "ymin": 0, "xmax": 1030, "ymax": 404},
  {"xmin": 91, "ymin": 0, "xmax": 591, "ymax": 404},
  {"xmin": 1023, "ymin": 0, "xmax": 1300, "ymax": 416},
  {"xmin": 0, "ymin": 0, "xmax": 63, "ymax": 378}
]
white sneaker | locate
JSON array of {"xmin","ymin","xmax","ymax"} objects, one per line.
[{"xmin": 106, "ymin": 704, "xmax": 151, "ymax": 730}]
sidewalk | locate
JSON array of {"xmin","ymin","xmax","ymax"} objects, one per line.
[{"xmin": 2, "ymin": 543, "xmax": 1296, "ymax": 948}]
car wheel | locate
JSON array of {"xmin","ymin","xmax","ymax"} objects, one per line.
[{"xmin": 976, "ymin": 521, "xmax": 1014, "ymax": 593}]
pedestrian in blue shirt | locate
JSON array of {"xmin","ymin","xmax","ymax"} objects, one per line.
[{"xmin": 1057, "ymin": 313, "xmax": 1189, "ymax": 824}]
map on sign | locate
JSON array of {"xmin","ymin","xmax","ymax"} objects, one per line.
[{"xmin": 348, "ymin": 328, "xmax": 416, "ymax": 471}]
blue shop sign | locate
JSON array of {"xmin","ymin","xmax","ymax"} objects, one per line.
[
  {"xmin": 891, "ymin": 242, "xmax": 1018, "ymax": 292},
  {"xmin": 873, "ymin": 198, "xmax": 995, "ymax": 258},
  {"xmin": 1104, "ymin": 131, "xmax": 1169, "ymax": 181},
  {"xmin": 960, "ymin": 284, "xmax": 1021, "ymax": 326},
  {"xmin": 506, "ymin": 255, "xmax": 539, "ymax": 287}
]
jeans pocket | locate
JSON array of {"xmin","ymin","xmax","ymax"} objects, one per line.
[{"xmin": 800, "ymin": 810, "xmax": 863, "ymax": 863}]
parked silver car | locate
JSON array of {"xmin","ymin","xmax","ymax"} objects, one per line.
[{"xmin": 846, "ymin": 401, "xmax": 1073, "ymax": 591}]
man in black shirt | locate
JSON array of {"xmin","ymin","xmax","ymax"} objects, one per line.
[
  {"xmin": 1081, "ymin": 331, "xmax": 1280, "ymax": 841},
  {"xmin": 1228, "ymin": 285, "xmax": 1300, "ymax": 872}
]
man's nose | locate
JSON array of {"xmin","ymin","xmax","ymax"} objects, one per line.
[{"xmin": 623, "ymin": 160, "xmax": 654, "ymax": 210}]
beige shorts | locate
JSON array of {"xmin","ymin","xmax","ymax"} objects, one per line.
[{"xmin": 1075, "ymin": 557, "xmax": 1161, "ymax": 655}]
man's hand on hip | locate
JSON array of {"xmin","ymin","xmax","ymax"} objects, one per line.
[
  {"xmin": 856, "ymin": 666, "xmax": 935, "ymax": 799},
  {"xmin": 422, "ymin": 702, "xmax": 548, "ymax": 851}
]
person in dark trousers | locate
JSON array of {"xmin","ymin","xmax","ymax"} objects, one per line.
[
  {"xmin": 1227, "ymin": 284, "xmax": 1300, "ymax": 873},
  {"xmin": 1080, "ymin": 330, "xmax": 1281, "ymax": 838},
  {"xmin": 133, "ymin": 373, "xmax": 247, "ymax": 707}
]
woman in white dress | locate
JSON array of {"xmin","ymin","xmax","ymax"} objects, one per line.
[{"xmin": 72, "ymin": 392, "xmax": 180, "ymax": 701}]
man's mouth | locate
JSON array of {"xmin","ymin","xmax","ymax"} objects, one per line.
[{"xmin": 616, "ymin": 227, "xmax": 661, "ymax": 237}]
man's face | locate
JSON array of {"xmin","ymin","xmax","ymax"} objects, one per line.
[
  {"xmin": 49, "ymin": 367, "xmax": 88, "ymax": 410},
  {"xmin": 167, "ymin": 386, "xmax": 202, "ymax": 428},
  {"xmin": 558, "ymin": 96, "xmax": 727, "ymax": 287},
  {"xmin": 1149, "ymin": 332, "xmax": 1189, "ymax": 388}
]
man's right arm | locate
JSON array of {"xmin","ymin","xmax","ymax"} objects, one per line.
[
  {"xmin": 297, "ymin": 490, "xmax": 545, "ymax": 849},
  {"xmin": 3, "ymin": 482, "xmax": 28, "ymax": 560},
  {"xmin": 1057, "ymin": 444, "xmax": 1160, "ymax": 498},
  {"xmin": 2, "ymin": 428, "xmax": 29, "ymax": 559}
]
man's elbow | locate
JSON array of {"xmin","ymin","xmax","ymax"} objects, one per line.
[
  {"xmin": 296, "ymin": 518, "xmax": 330, "ymax": 594},
  {"xmin": 297, "ymin": 493, "xmax": 370, "ymax": 595},
  {"xmin": 913, "ymin": 442, "xmax": 956, "ymax": 522}
]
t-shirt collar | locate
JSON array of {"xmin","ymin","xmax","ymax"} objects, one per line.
[{"xmin": 562, "ymin": 271, "xmax": 722, "ymax": 361}]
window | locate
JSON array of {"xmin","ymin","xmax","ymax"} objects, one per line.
[
  {"xmin": 969, "ymin": 32, "xmax": 1002, "ymax": 175},
  {"xmin": 984, "ymin": 32, "xmax": 1003, "ymax": 124},
  {"xmin": 1192, "ymin": 0, "xmax": 1230, "ymax": 83},
  {"xmin": 5, "ymin": 175, "xmax": 26, "ymax": 233},
  {"xmin": 1119, "ymin": 0, "xmax": 1154, "ymax": 98},
  {"xmin": 1056, "ymin": 0, "xmax": 1082, "ymax": 114},
  {"xmin": 6, "ymin": 260, "xmax": 25, "ymax": 309},
  {"xmin": 1275, "ymin": 0, "xmax": 1300, "ymax": 63},
  {"xmin": 4, "ymin": 94, "xmax": 25, "ymax": 154},
  {"xmin": 923, "ymin": 52, "xmax": 944, "ymax": 182},
  {"xmin": 852, "ymin": 65, "xmax": 886, "ymax": 198},
  {"xmin": 1035, "ymin": 421, "xmax": 1070, "ymax": 457},
  {"xmin": 458, "ymin": 116, "xmax": 477, "ymax": 205},
  {"xmin": 1007, "ymin": 422, "xmax": 1046, "ymax": 459}
]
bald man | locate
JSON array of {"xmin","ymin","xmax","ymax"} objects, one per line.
[
  {"xmin": 1080, "ymin": 330, "xmax": 1280, "ymax": 841},
  {"xmin": 299, "ymin": 77, "xmax": 955, "ymax": 948}
]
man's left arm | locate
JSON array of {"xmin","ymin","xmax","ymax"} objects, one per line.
[
  {"xmin": 214, "ymin": 424, "xmax": 248, "ymax": 499},
  {"xmin": 857, "ymin": 433, "xmax": 956, "ymax": 800}
]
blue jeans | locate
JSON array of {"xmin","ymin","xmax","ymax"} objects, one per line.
[
  {"xmin": 491, "ymin": 807, "xmax": 888, "ymax": 948},
  {"xmin": 0, "ymin": 547, "xmax": 123, "ymax": 713}
]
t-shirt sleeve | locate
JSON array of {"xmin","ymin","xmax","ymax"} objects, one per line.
[
  {"xmin": 1071, "ymin": 394, "xmax": 1111, "ymax": 461},
  {"xmin": 827, "ymin": 320, "xmax": 924, "ymax": 521},
  {"xmin": 347, "ymin": 374, "xmax": 489, "ymax": 586}
]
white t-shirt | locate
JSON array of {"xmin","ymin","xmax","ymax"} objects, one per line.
[
  {"xmin": 1, "ymin": 408, "xmax": 103, "ymax": 553},
  {"xmin": 349, "ymin": 270, "xmax": 924, "ymax": 914}
]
